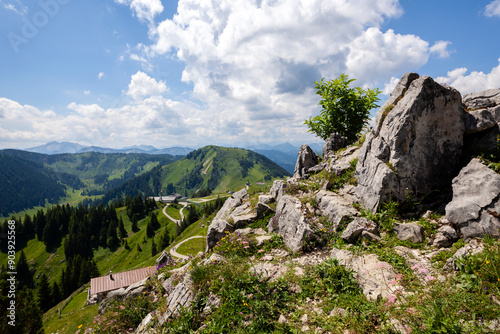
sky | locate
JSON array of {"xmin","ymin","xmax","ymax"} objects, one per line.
[{"xmin": 0, "ymin": 0, "xmax": 500, "ymax": 150}]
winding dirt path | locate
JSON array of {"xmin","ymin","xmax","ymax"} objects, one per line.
[
  {"xmin": 169, "ymin": 235, "xmax": 205, "ymax": 260},
  {"xmin": 162, "ymin": 202, "xmax": 187, "ymax": 226}
]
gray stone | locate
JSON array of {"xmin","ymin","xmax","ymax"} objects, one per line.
[
  {"xmin": 269, "ymin": 180, "xmax": 286, "ymax": 202},
  {"xmin": 432, "ymin": 225, "xmax": 458, "ymax": 248},
  {"xmin": 293, "ymin": 144, "xmax": 319, "ymax": 179},
  {"xmin": 341, "ymin": 217, "xmax": 378, "ymax": 243},
  {"xmin": 394, "ymin": 223, "xmax": 424, "ymax": 243},
  {"xmin": 255, "ymin": 235, "xmax": 272, "ymax": 246},
  {"xmin": 323, "ymin": 132, "xmax": 349, "ymax": 158},
  {"xmin": 202, "ymin": 292, "xmax": 221, "ymax": 316},
  {"xmin": 443, "ymin": 240, "xmax": 484, "ymax": 270},
  {"xmin": 156, "ymin": 250, "xmax": 174, "ymax": 267},
  {"xmin": 201, "ymin": 253, "xmax": 227, "ymax": 266},
  {"xmin": 464, "ymin": 109, "xmax": 496, "ymax": 134},
  {"xmin": 446, "ymin": 158, "xmax": 500, "ymax": 240},
  {"xmin": 356, "ymin": 73, "xmax": 465, "ymax": 212},
  {"xmin": 206, "ymin": 189, "xmax": 257, "ymax": 252},
  {"xmin": 361, "ymin": 231, "xmax": 381, "ymax": 242},
  {"xmin": 330, "ymin": 248, "xmax": 404, "ymax": 301},
  {"xmin": 258, "ymin": 194, "xmax": 275, "ymax": 205},
  {"xmin": 267, "ymin": 195, "xmax": 313, "ymax": 252},
  {"xmin": 326, "ymin": 146, "xmax": 360, "ymax": 175},
  {"xmin": 135, "ymin": 312, "xmax": 154, "ymax": 334},
  {"xmin": 159, "ymin": 281, "xmax": 194, "ymax": 325},
  {"xmin": 256, "ymin": 201, "xmax": 275, "ymax": 218},
  {"xmin": 249, "ymin": 262, "xmax": 288, "ymax": 281},
  {"xmin": 463, "ymin": 88, "xmax": 500, "ymax": 110},
  {"xmin": 315, "ymin": 190, "xmax": 358, "ymax": 228}
]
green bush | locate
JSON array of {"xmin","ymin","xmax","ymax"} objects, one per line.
[{"xmin": 305, "ymin": 74, "xmax": 380, "ymax": 143}]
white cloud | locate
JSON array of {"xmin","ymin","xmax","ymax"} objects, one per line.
[
  {"xmin": 98, "ymin": 72, "xmax": 105, "ymax": 80},
  {"xmin": 2, "ymin": 1, "xmax": 28, "ymax": 15},
  {"xmin": 435, "ymin": 59, "xmax": 500, "ymax": 94},
  {"xmin": 126, "ymin": 71, "xmax": 168, "ymax": 101},
  {"xmin": 485, "ymin": 0, "xmax": 500, "ymax": 17},
  {"xmin": 346, "ymin": 28, "xmax": 430, "ymax": 85},
  {"xmin": 114, "ymin": 0, "xmax": 164, "ymax": 24},
  {"xmin": 429, "ymin": 40, "xmax": 452, "ymax": 58},
  {"xmin": 84, "ymin": 90, "xmax": 91, "ymax": 95},
  {"xmin": 382, "ymin": 77, "xmax": 400, "ymax": 95}
]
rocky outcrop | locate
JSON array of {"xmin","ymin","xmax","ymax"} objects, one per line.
[
  {"xmin": 158, "ymin": 281, "xmax": 194, "ymax": 325},
  {"xmin": 445, "ymin": 158, "xmax": 500, "ymax": 240},
  {"xmin": 432, "ymin": 225, "xmax": 458, "ymax": 248},
  {"xmin": 315, "ymin": 190, "xmax": 358, "ymax": 228},
  {"xmin": 341, "ymin": 217, "xmax": 378, "ymax": 243},
  {"xmin": 443, "ymin": 239, "xmax": 484, "ymax": 271},
  {"xmin": 331, "ymin": 248, "xmax": 404, "ymax": 301},
  {"xmin": 206, "ymin": 189, "xmax": 257, "ymax": 252},
  {"xmin": 355, "ymin": 73, "xmax": 465, "ymax": 212},
  {"xmin": 269, "ymin": 180, "xmax": 285, "ymax": 203},
  {"xmin": 293, "ymin": 144, "xmax": 319, "ymax": 179},
  {"xmin": 268, "ymin": 195, "xmax": 313, "ymax": 252}
]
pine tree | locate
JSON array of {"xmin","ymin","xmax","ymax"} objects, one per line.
[
  {"xmin": 106, "ymin": 219, "xmax": 120, "ymax": 249},
  {"xmin": 51, "ymin": 281, "xmax": 62, "ymax": 307},
  {"xmin": 131, "ymin": 215, "xmax": 139, "ymax": 233},
  {"xmin": 150, "ymin": 212, "xmax": 160, "ymax": 230},
  {"xmin": 158, "ymin": 229, "xmax": 170, "ymax": 250},
  {"xmin": 136, "ymin": 243, "xmax": 142, "ymax": 252},
  {"xmin": 151, "ymin": 236, "xmax": 157, "ymax": 256},
  {"xmin": 37, "ymin": 273, "xmax": 52, "ymax": 313},
  {"xmin": 146, "ymin": 220, "xmax": 154, "ymax": 238},
  {"xmin": 16, "ymin": 288, "xmax": 43, "ymax": 334},
  {"xmin": 16, "ymin": 250, "xmax": 33, "ymax": 289},
  {"xmin": 118, "ymin": 217, "xmax": 127, "ymax": 239}
]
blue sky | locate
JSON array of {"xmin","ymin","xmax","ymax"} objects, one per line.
[{"xmin": 0, "ymin": 0, "xmax": 499, "ymax": 150}]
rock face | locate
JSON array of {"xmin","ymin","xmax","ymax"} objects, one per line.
[
  {"xmin": 206, "ymin": 189, "xmax": 257, "ymax": 252},
  {"xmin": 462, "ymin": 88, "xmax": 500, "ymax": 152},
  {"xmin": 322, "ymin": 133, "xmax": 348, "ymax": 158},
  {"xmin": 293, "ymin": 144, "xmax": 319, "ymax": 179},
  {"xmin": 445, "ymin": 158, "xmax": 500, "ymax": 240},
  {"xmin": 269, "ymin": 180, "xmax": 286, "ymax": 203},
  {"xmin": 268, "ymin": 195, "xmax": 313, "ymax": 252},
  {"xmin": 355, "ymin": 73, "xmax": 465, "ymax": 212},
  {"xmin": 433, "ymin": 225, "xmax": 458, "ymax": 248}
]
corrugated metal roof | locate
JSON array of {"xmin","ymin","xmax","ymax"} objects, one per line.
[{"xmin": 90, "ymin": 266, "xmax": 157, "ymax": 295}]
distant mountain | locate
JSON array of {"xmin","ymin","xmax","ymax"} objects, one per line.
[
  {"xmin": 26, "ymin": 141, "xmax": 86, "ymax": 154},
  {"xmin": 25, "ymin": 141, "xmax": 195, "ymax": 156},
  {"xmin": 100, "ymin": 145, "xmax": 291, "ymax": 203}
]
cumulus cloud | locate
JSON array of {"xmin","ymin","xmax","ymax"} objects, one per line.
[
  {"xmin": 485, "ymin": 0, "xmax": 500, "ymax": 17},
  {"xmin": 346, "ymin": 28, "xmax": 430, "ymax": 85},
  {"xmin": 126, "ymin": 71, "xmax": 168, "ymax": 100},
  {"xmin": 114, "ymin": 0, "xmax": 163, "ymax": 24},
  {"xmin": 429, "ymin": 41, "xmax": 452, "ymax": 58},
  {"xmin": 435, "ymin": 58, "xmax": 500, "ymax": 94},
  {"xmin": 98, "ymin": 72, "xmax": 105, "ymax": 80}
]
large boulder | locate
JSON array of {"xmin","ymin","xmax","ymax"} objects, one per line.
[
  {"xmin": 206, "ymin": 189, "xmax": 257, "ymax": 252},
  {"xmin": 293, "ymin": 144, "xmax": 319, "ymax": 179},
  {"xmin": 355, "ymin": 73, "xmax": 465, "ymax": 212},
  {"xmin": 341, "ymin": 217, "xmax": 378, "ymax": 243},
  {"xmin": 462, "ymin": 88, "xmax": 500, "ymax": 152},
  {"xmin": 267, "ymin": 195, "xmax": 313, "ymax": 252},
  {"xmin": 315, "ymin": 190, "xmax": 358, "ymax": 228},
  {"xmin": 393, "ymin": 223, "xmax": 424, "ymax": 243},
  {"xmin": 445, "ymin": 158, "xmax": 500, "ymax": 240}
]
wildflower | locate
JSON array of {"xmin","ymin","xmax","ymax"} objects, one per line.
[
  {"xmin": 78, "ymin": 324, "xmax": 83, "ymax": 329},
  {"xmin": 244, "ymin": 246, "xmax": 250, "ymax": 249},
  {"xmin": 425, "ymin": 275, "xmax": 436, "ymax": 281},
  {"xmin": 258, "ymin": 249, "xmax": 264, "ymax": 253}
]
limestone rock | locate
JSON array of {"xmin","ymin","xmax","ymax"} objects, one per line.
[
  {"xmin": 249, "ymin": 262, "xmax": 288, "ymax": 281},
  {"xmin": 443, "ymin": 240, "xmax": 484, "ymax": 270},
  {"xmin": 293, "ymin": 144, "xmax": 319, "ymax": 179},
  {"xmin": 393, "ymin": 223, "xmax": 424, "ymax": 243},
  {"xmin": 462, "ymin": 89, "xmax": 500, "ymax": 152},
  {"xmin": 256, "ymin": 201, "xmax": 275, "ymax": 218},
  {"xmin": 268, "ymin": 195, "xmax": 313, "ymax": 252},
  {"xmin": 341, "ymin": 217, "xmax": 378, "ymax": 243},
  {"xmin": 356, "ymin": 73, "xmax": 465, "ymax": 212},
  {"xmin": 323, "ymin": 132, "xmax": 348, "ymax": 158},
  {"xmin": 258, "ymin": 194, "xmax": 275, "ymax": 205},
  {"xmin": 326, "ymin": 146, "xmax": 360, "ymax": 175},
  {"xmin": 270, "ymin": 180, "xmax": 286, "ymax": 202},
  {"xmin": 202, "ymin": 292, "xmax": 221, "ymax": 316},
  {"xmin": 330, "ymin": 248, "xmax": 403, "ymax": 301},
  {"xmin": 201, "ymin": 253, "xmax": 227, "ymax": 266},
  {"xmin": 315, "ymin": 190, "xmax": 358, "ymax": 228},
  {"xmin": 361, "ymin": 231, "xmax": 381, "ymax": 242},
  {"xmin": 206, "ymin": 189, "xmax": 257, "ymax": 252},
  {"xmin": 445, "ymin": 158, "xmax": 500, "ymax": 240},
  {"xmin": 135, "ymin": 312, "xmax": 154, "ymax": 334},
  {"xmin": 159, "ymin": 281, "xmax": 194, "ymax": 325},
  {"xmin": 156, "ymin": 250, "xmax": 174, "ymax": 267},
  {"xmin": 432, "ymin": 225, "xmax": 458, "ymax": 248}
]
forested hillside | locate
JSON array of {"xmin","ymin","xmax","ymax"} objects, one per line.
[
  {"xmin": 0, "ymin": 150, "xmax": 180, "ymax": 217},
  {"xmin": 0, "ymin": 154, "xmax": 66, "ymax": 216},
  {"xmin": 100, "ymin": 145, "xmax": 290, "ymax": 204}
]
